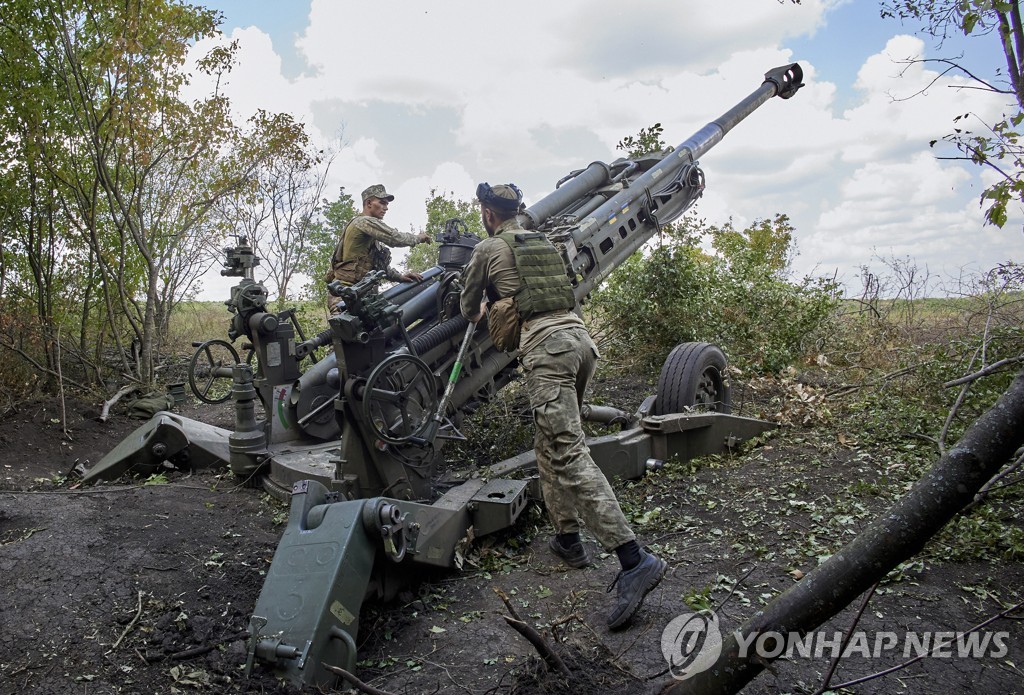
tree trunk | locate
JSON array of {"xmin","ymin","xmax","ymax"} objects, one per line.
[
  {"xmin": 662, "ymin": 368, "xmax": 1024, "ymax": 695},
  {"xmin": 141, "ymin": 262, "xmax": 159, "ymax": 386}
]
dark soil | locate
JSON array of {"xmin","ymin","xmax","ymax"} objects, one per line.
[{"xmin": 0, "ymin": 376, "xmax": 1021, "ymax": 695}]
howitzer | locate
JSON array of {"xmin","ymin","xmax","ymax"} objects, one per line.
[{"xmin": 83, "ymin": 64, "xmax": 803, "ymax": 687}]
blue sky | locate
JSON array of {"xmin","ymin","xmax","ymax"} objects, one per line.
[{"xmin": 191, "ymin": 0, "xmax": 1023, "ymax": 300}]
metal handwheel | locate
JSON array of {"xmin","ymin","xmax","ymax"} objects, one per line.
[
  {"xmin": 188, "ymin": 339, "xmax": 240, "ymax": 404},
  {"xmin": 361, "ymin": 354, "xmax": 438, "ymax": 445}
]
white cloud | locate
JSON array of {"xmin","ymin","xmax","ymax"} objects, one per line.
[{"xmin": 187, "ymin": 0, "xmax": 1023, "ymax": 299}]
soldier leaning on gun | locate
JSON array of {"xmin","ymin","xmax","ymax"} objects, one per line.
[
  {"xmin": 326, "ymin": 184, "xmax": 431, "ymax": 312},
  {"xmin": 460, "ymin": 182, "xmax": 667, "ymax": 631}
]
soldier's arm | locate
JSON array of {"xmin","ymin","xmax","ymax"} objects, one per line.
[
  {"xmin": 357, "ymin": 217, "xmax": 423, "ymax": 248},
  {"xmin": 460, "ymin": 243, "xmax": 491, "ymax": 322}
]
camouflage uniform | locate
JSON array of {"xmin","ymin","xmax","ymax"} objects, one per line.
[
  {"xmin": 327, "ymin": 184, "xmax": 424, "ymax": 312},
  {"xmin": 460, "ymin": 218, "xmax": 636, "ymax": 551}
]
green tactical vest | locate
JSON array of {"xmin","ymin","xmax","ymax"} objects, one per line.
[{"xmin": 494, "ymin": 231, "xmax": 576, "ymax": 320}]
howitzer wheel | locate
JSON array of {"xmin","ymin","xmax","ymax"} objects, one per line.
[
  {"xmin": 362, "ymin": 354, "xmax": 438, "ymax": 445},
  {"xmin": 188, "ymin": 339, "xmax": 240, "ymax": 404},
  {"xmin": 654, "ymin": 342, "xmax": 731, "ymax": 415}
]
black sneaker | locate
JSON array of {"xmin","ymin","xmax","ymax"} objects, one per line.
[
  {"xmin": 606, "ymin": 551, "xmax": 667, "ymax": 630},
  {"xmin": 548, "ymin": 537, "xmax": 592, "ymax": 569}
]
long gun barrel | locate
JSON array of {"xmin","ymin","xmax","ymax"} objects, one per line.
[{"xmin": 525, "ymin": 63, "xmax": 803, "ymax": 299}]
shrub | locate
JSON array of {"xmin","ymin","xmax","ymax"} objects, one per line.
[{"xmin": 589, "ymin": 215, "xmax": 841, "ymax": 373}]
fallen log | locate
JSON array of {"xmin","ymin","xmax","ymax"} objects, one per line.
[{"xmin": 661, "ymin": 368, "xmax": 1024, "ymax": 695}]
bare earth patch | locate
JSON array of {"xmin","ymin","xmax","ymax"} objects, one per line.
[{"xmin": 0, "ymin": 387, "xmax": 1021, "ymax": 695}]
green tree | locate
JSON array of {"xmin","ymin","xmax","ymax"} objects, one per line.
[
  {"xmin": 0, "ymin": 0, "xmax": 309, "ymax": 390},
  {"xmin": 881, "ymin": 0, "xmax": 1024, "ymax": 227},
  {"xmin": 591, "ymin": 215, "xmax": 840, "ymax": 373},
  {"xmin": 406, "ymin": 189, "xmax": 485, "ymax": 273},
  {"xmin": 237, "ymin": 137, "xmax": 334, "ymax": 304},
  {"xmin": 711, "ymin": 213, "xmax": 795, "ymax": 276},
  {"xmin": 616, "ymin": 122, "xmax": 668, "ymax": 158},
  {"xmin": 296, "ymin": 187, "xmax": 358, "ymax": 306}
]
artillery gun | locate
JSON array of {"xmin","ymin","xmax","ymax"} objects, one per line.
[{"xmin": 83, "ymin": 64, "xmax": 803, "ymax": 687}]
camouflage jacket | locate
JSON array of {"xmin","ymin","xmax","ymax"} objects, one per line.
[{"xmin": 330, "ymin": 215, "xmax": 422, "ymax": 285}]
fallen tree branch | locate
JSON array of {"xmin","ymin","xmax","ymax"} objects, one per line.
[
  {"xmin": 99, "ymin": 384, "xmax": 139, "ymax": 422},
  {"xmin": 170, "ymin": 632, "xmax": 248, "ymax": 661},
  {"xmin": 827, "ymin": 598, "xmax": 1024, "ymax": 691},
  {"xmin": 938, "ymin": 379, "xmax": 972, "ymax": 454},
  {"xmin": 812, "ymin": 582, "xmax": 879, "ymax": 695},
  {"xmin": 109, "ymin": 590, "xmax": 145, "ymax": 652},
  {"xmin": 964, "ymin": 448, "xmax": 1024, "ymax": 512},
  {"xmin": 716, "ymin": 565, "xmax": 757, "ymax": 613},
  {"xmin": 143, "ymin": 630, "xmax": 249, "ymax": 663},
  {"xmin": 662, "ymin": 368, "xmax": 1024, "ymax": 695},
  {"xmin": 943, "ymin": 355, "xmax": 1024, "ymax": 388},
  {"xmin": 0, "ymin": 527, "xmax": 47, "ymax": 546},
  {"xmin": 494, "ymin": 586, "xmax": 570, "ymax": 677},
  {"xmin": 826, "ymin": 362, "xmax": 929, "ymax": 399},
  {"xmin": 320, "ymin": 662, "xmax": 397, "ymax": 695},
  {"xmin": 6, "ymin": 486, "xmax": 145, "ymax": 495},
  {"xmin": 502, "ymin": 616, "xmax": 572, "ymax": 678},
  {"xmin": 493, "ymin": 586, "xmax": 524, "ymax": 621},
  {"xmin": 0, "ymin": 338, "xmax": 91, "ymax": 391}
]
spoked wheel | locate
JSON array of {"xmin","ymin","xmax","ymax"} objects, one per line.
[
  {"xmin": 188, "ymin": 339, "xmax": 240, "ymax": 404},
  {"xmin": 654, "ymin": 342, "xmax": 731, "ymax": 415},
  {"xmin": 361, "ymin": 354, "xmax": 438, "ymax": 445}
]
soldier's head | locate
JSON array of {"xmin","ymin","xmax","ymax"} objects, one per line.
[
  {"xmin": 361, "ymin": 184, "xmax": 395, "ymax": 219},
  {"xmin": 476, "ymin": 182, "xmax": 523, "ymax": 235}
]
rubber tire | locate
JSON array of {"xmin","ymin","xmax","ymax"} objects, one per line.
[{"xmin": 654, "ymin": 342, "xmax": 731, "ymax": 415}]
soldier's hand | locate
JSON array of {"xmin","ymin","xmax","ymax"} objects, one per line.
[
  {"xmin": 400, "ymin": 271, "xmax": 424, "ymax": 283},
  {"xmin": 417, "ymin": 233, "xmax": 431, "ymax": 244}
]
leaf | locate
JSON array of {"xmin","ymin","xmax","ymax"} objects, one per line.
[
  {"xmin": 962, "ymin": 11, "xmax": 979, "ymax": 35},
  {"xmin": 429, "ymin": 625, "xmax": 446, "ymax": 634}
]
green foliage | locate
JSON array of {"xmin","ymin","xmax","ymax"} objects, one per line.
[
  {"xmin": 616, "ymin": 122, "xmax": 668, "ymax": 158},
  {"xmin": 406, "ymin": 189, "xmax": 485, "ymax": 273},
  {"xmin": 926, "ymin": 504, "xmax": 1024, "ymax": 562},
  {"xmin": 833, "ymin": 262, "xmax": 1024, "ymax": 450},
  {"xmin": 444, "ymin": 383, "xmax": 534, "ymax": 469},
  {"xmin": 711, "ymin": 214, "xmax": 794, "ymax": 275},
  {"xmin": 297, "ymin": 187, "xmax": 357, "ymax": 302},
  {"xmin": 682, "ymin": 585, "xmax": 714, "ymax": 612},
  {"xmin": 0, "ymin": 0, "xmax": 312, "ymax": 392},
  {"xmin": 881, "ymin": 0, "xmax": 1024, "ymax": 229},
  {"xmin": 590, "ymin": 215, "xmax": 841, "ymax": 373}
]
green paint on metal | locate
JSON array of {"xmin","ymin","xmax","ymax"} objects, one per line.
[{"xmin": 276, "ymin": 388, "xmax": 289, "ymax": 429}]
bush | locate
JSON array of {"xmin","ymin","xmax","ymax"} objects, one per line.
[{"xmin": 589, "ymin": 215, "xmax": 841, "ymax": 373}]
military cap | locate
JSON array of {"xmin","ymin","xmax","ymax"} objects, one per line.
[{"xmin": 361, "ymin": 184, "xmax": 395, "ymax": 204}]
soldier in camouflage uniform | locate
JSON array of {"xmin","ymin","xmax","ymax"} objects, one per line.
[
  {"xmin": 327, "ymin": 184, "xmax": 431, "ymax": 312},
  {"xmin": 460, "ymin": 182, "xmax": 666, "ymax": 631}
]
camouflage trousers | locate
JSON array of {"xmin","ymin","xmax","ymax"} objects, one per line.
[{"xmin": 521, "ymin": 326, "xmax": 636, "ymax": 551}]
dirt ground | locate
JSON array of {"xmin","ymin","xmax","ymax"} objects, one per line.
[{"xmin": 0, "ymin": 375, "xmax": 1022, "ymax": 695}]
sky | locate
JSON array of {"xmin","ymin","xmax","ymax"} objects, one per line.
[{"xmin": 187, "ymin": 0, "xmax": 1024, "ymax": 300}]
